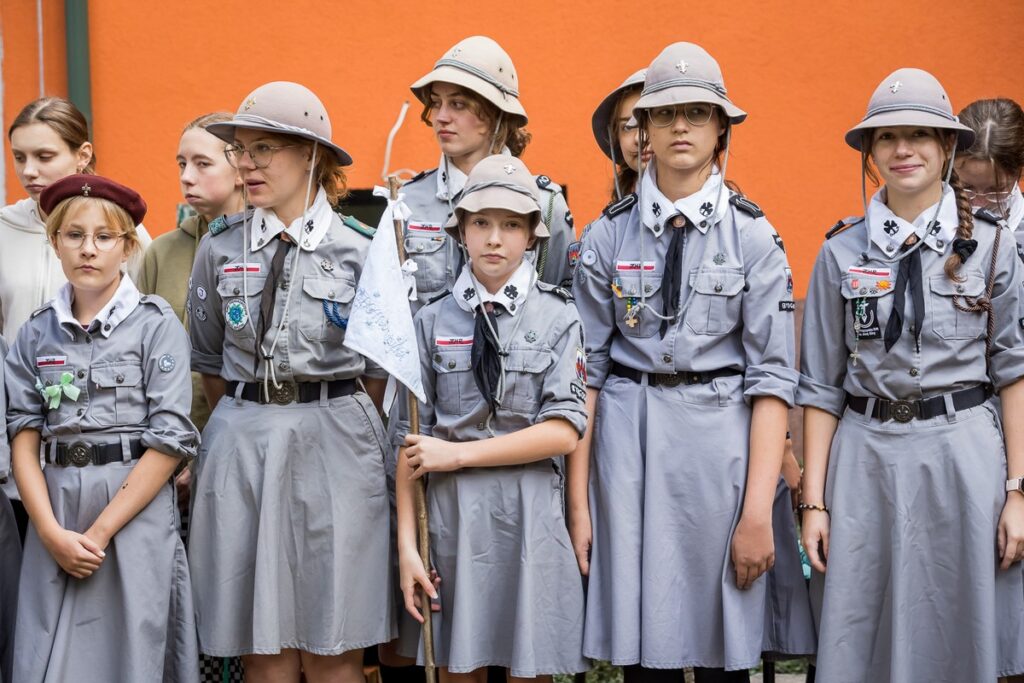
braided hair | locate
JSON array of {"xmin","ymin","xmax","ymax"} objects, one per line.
[{"xmin": 943, "ymin": 167, "xmax": 976, "ymax": 281}]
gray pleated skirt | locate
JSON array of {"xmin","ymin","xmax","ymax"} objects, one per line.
[
  {"xmin": 14, "ymin": 461, "xmax": 198, "ymax": 682},
  {"xmin": 401, "ymin": 459, "xmax": 587, "ymax": 676},
  {"xmin": 584, "ymin": 374, "xmax": 813, "ymax": 670},
  {"xmin": 189, "ymin": 391, "xmax": 396, "ymax": 657},
  {"xmin": 0, "ymin": 489, "xmax": 20, "ymax": 683},
  {"xmin": 810, "ymin": 402, "xmax": 1024, "ymax": 681}
]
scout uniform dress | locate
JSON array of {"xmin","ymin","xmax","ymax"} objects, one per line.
[
  {"xmin": 0, "ymin": 338, "xmax": 18, "ymax": 683},
  {"xmin": 402, "ymin": 260, "xmax": 588, "ymax": 676},
  {"xmin": 401, "ymin": 155, "xmax": 576, "ymax": 306},
  {"xmin": 574, "ymin": 167, "xmax": 816, "ymax": 670},
  {"xmin": 186, "ymin": 187, "xmax": 396, "ymax": 656},
  {"xmin": 5, "ymin": 276, "xmax": 200, "ymax": 683},
  {"xmin": 798, "ymin": 187, "xmax": 1024, "ymax": 681}
]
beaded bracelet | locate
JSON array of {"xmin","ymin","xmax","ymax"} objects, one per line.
[{"xmin": 797, "ymin": 503, "xmax": 830, "ymax": 514}]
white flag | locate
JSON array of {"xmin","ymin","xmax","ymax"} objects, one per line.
[{"xmin": 344, "ymin": 187, "xmax": 426, "ymax": 403}]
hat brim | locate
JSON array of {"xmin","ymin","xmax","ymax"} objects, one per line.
[
  {"xmin": 443, "ymin": 190, "xmax": 548, "ymax": 241},
  {"xmin": 634, "ymin": 86, "xmax": 747, "ymax": 124},
  {"xmin": 410, "ymin": 66, "xmax": 528, "ymax": 125},
  {"xmin": 844, "ymin": 111, "xmax": 976, "ymax": 151},
  {"xmin": 206, "ymin": 119, "xmax": 353, "ymax": 166}
]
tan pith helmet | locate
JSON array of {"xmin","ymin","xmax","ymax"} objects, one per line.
[
  {"xmin": 410, "ymin": 36, "xmax": 527, "ymax": 124},
  {"xmin": 206, "ymin": 81, "xmax": 352, "ymax": 166},
  {"xmin": 845, "ymin": 68, "xmax": 975, "ymax": 151},
  {"xmin": 634, "ymin": 42, "xmax": 746, "ymax": 124},
  {"xmin": 592, "ymin": 69, "xmax": 647, "ymax": 160},
  {"xmin": 444, "ymin": 154, "xmax": 548, "ymax": 244}
]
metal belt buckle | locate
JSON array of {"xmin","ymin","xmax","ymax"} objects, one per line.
[
  {"xmin": 270, "ymin": 382, "xmax": 296, "ymax": 405},
  {"xmin": 890, "ymin": 400, "xmax": 916, "ymax": 423},
  {"xmin": 67, "ymin": 441, "xmax": 92, "ymax": 467},
  {"xmin": 659, "ymin": 373, "xmax": 682, "ymax": 388}
]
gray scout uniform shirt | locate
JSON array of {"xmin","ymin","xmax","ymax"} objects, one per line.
[
  {"xmin": 402, "ymin": 155, "xmax": 576, "ymax": 311},
  {"xmin": 798, "ymin": 186, "xmax": 1024, "ymax": 414},
  {"xmin": 5, "ymin": 276, "xmax": 197, "ymax": 460},
  {"xmin": 415, "ymin": 260, "xmax": 588, "ymax": 441},
  {"xmin": 188, "ymin": 188, "xmax": 384, "ymax": 383},
  {"xmin": 574, "ymin": 168, "xmax": 797, "ymax": 402},
  {"xmin": 0, "ymin": 338, "xmax": 9, "ymax": 481}
]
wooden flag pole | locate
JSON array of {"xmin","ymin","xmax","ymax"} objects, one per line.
[{"xmin": 388, "ymin": 175, "xmax": 436, "ymax": 683}]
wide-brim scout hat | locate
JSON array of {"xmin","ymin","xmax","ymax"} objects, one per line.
[
  {"xmin": 592, "ymin": 69, "xmax": 647, "ymax": 160},
  {"xmin": 410, "ymin": 36, "xmax": 528, "ymax": 124},
  {"xmin": 206, "ymin": 81, "xmax": 353, "ymax": 166},
  {"xmin": 845, "ymin": 68, "xmax": 975, "ymax": 151},
  {"xmin": 444, "ymin": 155, "xmax": 549, "ymax": 243},
  {"xmin": 634, "ymin": 42, "xmax": 746, "ymax": 124},
  {"xmin": 40, "ymin": 174, "xmax": 147, "ymax": 226}
]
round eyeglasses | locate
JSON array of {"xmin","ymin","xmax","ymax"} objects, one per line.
[
  {"xmin": 648, "ymin": 103, "xmax": 716, "ymax": 128},
  {"xmin": 224, "ymin": 142, "xmax": 298, "ymax": 169},
  {"xmin": 56, "ymin": 230, "xmax": 126, "ymax": 252}
]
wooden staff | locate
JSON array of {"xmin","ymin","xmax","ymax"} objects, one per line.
[{"xmin": 388, "ymin": 175, "xmax": 437, "ymax": 683}]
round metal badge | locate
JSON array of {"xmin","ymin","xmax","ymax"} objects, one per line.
[
  {"xmin": 196, "ymin": 285, "xmax": 208, "ymax": 301},
  {"xmin": 225, "ymin": 299, "xmax": 248, "ymax": 330},
  {"xmin": 158, "ymin": 354, "xmax": 176, "ymax": 373}
]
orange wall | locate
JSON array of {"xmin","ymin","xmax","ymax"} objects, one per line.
[{"xmin": 2, "ymin": 0, "xmax": 1023, "ymax": 294}]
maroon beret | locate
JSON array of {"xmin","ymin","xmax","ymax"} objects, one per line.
[{"xmin": 39, "ymin": 174, "xmax": 147, "ymax": 226}]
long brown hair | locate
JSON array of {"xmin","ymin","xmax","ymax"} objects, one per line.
[
  {"xmin": 609, "ymin": 86, "xmax": 641, "ymax": 202},
  {"xmin": 957, "ymin": 98, "xmax": 1024, "ymax": 191},
  {"xmin": 420, "ymin": 86, "xmax": 532, "ymax": 157},
  {"xmin": 8, "ymin": 97, "xmax": 95, "ymax": 173},
  {"xmin": 860, "ymin": 129, "xmax": 973, "ymax": 280}
]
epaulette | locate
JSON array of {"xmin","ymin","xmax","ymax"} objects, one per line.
[
  {"xmin": 138, "ymin": 294, "xmax": 174, "ymax": 315},
  {"xmin": 729, "ymin": 194, "xmax": 764, "ymax": 218},
  {"xmin": 209, "ymin": 207, "xmax": 253, "ymax": 236},
  {"xmin": 29, "ymin": 301, "xmax": 53, "ymax": 319},
  {"xmin": 405, "ymin": 169, "xmax": 433, "ymax": 186},
  {"xmin": 826, "ymin": 216, "xmax": 863, "ymax": 239},
  {"xmin": 341, "ymin": 214, "xmax": 376, "ymax": 238},
  {"xmin": 973, "ymin": 207, "xmax": 1004, "ymax": 225},
  {"xmin": 603, "ymin": 193, "xmax": 637, "ymax": 219},
  {"xmin": 425, "ymin": 290, "xmax": 450, "ymax": 306},
  {"xmin": 536, "ymin": 280, "xmax": 574, "ymax": 301},
  {"xmin": 535, "ymin": 174, "xmax": 563, "ymax": 193}
]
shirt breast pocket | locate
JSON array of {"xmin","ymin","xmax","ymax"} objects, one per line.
[
  {"xmin": 405, "ymin": 234, "xmax": 448, "ymax": 293},
  {"xmin": 503, "ymin": 347, "xmax": 553, "ymax": 415},
  {"xmin": 685, "ymin": 267, "xmax": 745, "ymax": 336},
  {"xmin": 300, "ymin": 275, "xmax": 356, "ymax": 343},
  {"xmin": 91, "ymin": 362, "xmax": 146, "ymax": 425},
  {"xmin": 39, "ymin": 367, "xmax": 86, "ymax": 426},
  {"xmin": 431, "ymin": 348, "xmax": 477, "ymax": 415},
  {"xmin": 217, "ymin": 275, "xmax": 266, "ymax": 340},
  {"xmin": 928, "ymin": 271, "xmax": 986, "ymax": 340},
  {"xmin": 840, "ymin": 274, "xmax": 896, "ymax": 344},
  {"xmin": 613, "ymin": 273, "xmax": 663, "ymax": 338}
]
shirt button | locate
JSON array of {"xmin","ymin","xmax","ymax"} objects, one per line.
[
  {"xmin": 328, "ymin": 290, "xmax": 336, "ymax": 298},
  {"xmin": 714, "ymin": 283, "xmax": 723, "ymax": 293},
  {"xmin": 103, "ymin": 324, "xmax": 111, "ymax": 331},
  {"xmin": 278, "ymin": 361, "xmax": 290, "ymax": 372},
  {"xmin": 115, "ymin": 373, "xmax": 125, "ymax": 384},
  {"xmin": 447, "ymin": 360, "xmax": 456, "ymax": 369},
  {"xmin": 700, "ymin": 220, "xmax": 708, "ymax": 228},
  {"xmin": 433, "ymin": 353, "xmax": 442, "ymax": 363},
  {"xmin": 76, "ymin": 408, "xmax": 85, "ymax": 416},
  {"xmin": 644, "ymin": 284, "xmax": 653, "ymax": 293},
  {"xmin": 279, "ymin": 281, "xmax": 288, "ymax": 290},
  {"xmin": 417, "ymin": 245, "xmax": 424, "ymax": 252},
  {"xmin": 662, "ymin": 354, "xmax": 672, "ymax": 364},
  {"xmin": 956, "ymin": 285, "xmax": 965, "ymax": 293},
  {"xmin": 86, "ymin": 337, "xmax": 92, "ymax": 344},
  {"xmin": 476, "ymin": 422, "xmax": 485, "ymax": 430},
  {"xmin": 76, "ymin": 370, "xmax": 85, "ymax": 379},
  {"xmin": 909, "ymin": 367, "xmax": 920, "ymax": 377},
  {"xmin": 233, "ymin": 287, "xmax": 241, "ymax": 295}
]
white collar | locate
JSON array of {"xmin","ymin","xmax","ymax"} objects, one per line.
[
  {"xmin": 1007, "ymin": 185, "xmax": 1024, "ymax": 232},
  {"xmin": 638, "ymin": 165, "xmax": 728, "ymax": 236},
  {"xmin": 250, "ymin": 187, "xmax": 333, "ymax": 252},
  {"xmin": 52, "ymin": 274, "xmax": 141, "ymax": 338},
  {"xmin": 867, "ymin": 185, "xmax": 959, "ymax": 256},
  {"xmin": 435, "ymin": 146, "xmax": 514, "ymax": 201},
  {"xmin": 453, "ymin": 260, "xmax": 534, "ymax": 317}
]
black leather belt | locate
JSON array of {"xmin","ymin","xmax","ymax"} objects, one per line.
[
  {"xmin": 845, "ymin": 385, "xmax": 991, "ymax": 423},
  {"xmin": 47, "ymin": 439, "xmax": 145, "ymax": 467},
  {"xmin": 227, "ymin": 379, "xmax": 359, "ymax": 405},
  {"xmin": 611, "ymin": 361, "xmax": 742, "ymax": 388}
]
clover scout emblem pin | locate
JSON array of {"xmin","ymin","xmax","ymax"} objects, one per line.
[
  {"xmin": 928, "ymin": 221, "xmax": 941, "ymax": 236},
  {"xmin": 699, "ymin": 202, "xmax": 714, "ymax": 217},
  {"xmin": 883, "ymin": 219, "xmax": 899, "ymax": 236},
  {"xmin": 652, "ymin": 202, "xmax": 662, "ymax": 217},
  {"xmin": 463, "ymin": 288, "xmax": 476, "ymax": 302},
  {"xmin": 503, "ymin": 284, "xmax": 519, "ymax": 300}
]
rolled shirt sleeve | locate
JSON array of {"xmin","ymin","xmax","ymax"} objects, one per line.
[
  {"xmin": 141, "ymin": 314, "xmax": 199, "ymax": 460},
  {"xmin": 986, "ymin": 225, "xmax": 1024, "ymax": 389},
  {"xmin": 5, "ymin": 323, "xmax": 45, "ymax": 440},
  {"xmin": 796, "ymin": 242, "xmax": 849, "ymax": 416},
  {"xmin": 535, "ymin": 309, "xmax": 588, "ymax": 437},
  {"xmin": 187, "ymin": 234, "xmax": 225, "ymax": 376},
  {"xmin": 572, "ymin": 218, "xmax": 617, "ymax": 389}
]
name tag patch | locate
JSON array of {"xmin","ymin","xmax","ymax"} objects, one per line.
[
  {"xmin": 848, "ymin": 266, "xmax": 892, "ymax": 278},
  {"xmin": 35, "ymin": 355, "xmax": 67, "ymax": 367},
  {"xmin": 615, "ymin": 260, "xmax": 657, "ymax": 272},
  {"xmin": 222, "ymin": 262, "xmax": 262, "ymax": 274},
  {"xmin": 408, "ymin": 222, "xmax": 443, "ymax": 234},
  {"xmin": 435, "ymin": 337, "xmax": 473, "ymax": 348}
]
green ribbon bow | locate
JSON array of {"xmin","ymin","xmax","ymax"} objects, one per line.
[{"xmin": 36, "ymin": 372, "xmax": 81, "ymax": 410}]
